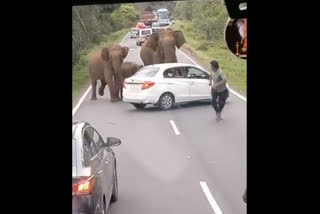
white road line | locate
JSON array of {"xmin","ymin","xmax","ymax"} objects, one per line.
[
  {"xmin": 72, "ymin": 32, "xmax": 130, "ymax": 117},
  {"xmin": 120, "ymin": 32, "xmax": 130, "ymax": 45},
  {"xmin": 72, "ymin": 86, "xmax": 92, "ymax": 117},
  {"xmin": 169, "ymin": 120, "xmax": 180, "ymax": 135},
  {"xmin": 178, "ymin": 49, "xmax": 247, "ymax": 102},
  {"xmin": 227, "ymin": 84, "xmax": 247, "ymax": 101},
  {"xmin": 200, "ymin": 181, "xmax": 223, "ymax": 214}
]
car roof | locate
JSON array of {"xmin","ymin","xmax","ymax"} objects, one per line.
[{"xmin": 143, "ymin": 63, "xmax": 206, "ymax": 71}]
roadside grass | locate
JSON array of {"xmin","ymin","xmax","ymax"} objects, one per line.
[
  {"xmin": 72, "ymin": 28, "xmax": 129, "ymax": 104},
  {"xmin": 171, "ymin": 20, "xmax": 247, "ymax": 95}
]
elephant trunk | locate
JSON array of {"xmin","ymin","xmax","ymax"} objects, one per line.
[
  {"xmin": 163, "ymin": 45, "xmax": 177, "ymax": 63},
  {"xmin": 112, "ymin": 59, "xmax": 124, "ymax": 99}
]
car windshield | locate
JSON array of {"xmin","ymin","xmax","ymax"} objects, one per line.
[
  {"xmin": 141, "ymin": 30, "xmax": 151, "ymax": 35},
  {"xmin": 134, "ymin": 67, "xmax": 159, "ymax": 77},
  {"xmin": 152, "ymin": 23, "xmax": 160, "ymax": 27},
  {"xmin": 159, "ymin": 23, "xmax": 167, "ymax": 27},
  {"xmin": 158, "ymin": 12, "xmax": 168, "ymax": 19}
]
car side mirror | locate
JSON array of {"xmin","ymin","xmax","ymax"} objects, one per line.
[{"xmin": 106, "ymin": 137, "xmax": 121, "ymax": 147}]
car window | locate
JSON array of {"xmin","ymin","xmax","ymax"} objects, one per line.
[
  {"xmin": 186, "ymin": 67, "xmax": 209, "ymax": 79},
  {"xmin": 163, "ymin": 68, "xmax": 186, "ymax": 78},
  {"xmin": 83, "ymin": 128, "xmax": 99, "ymax": 164},
  {"xmin": 159, "ymin": 23, "xmax": 167, "ymax": 27},
  {"xmin": 91, "ymin": 128, "xmax": 105, "ymax": 150},
  {"xmin": 134, "ymin": 67, "xmax": 159, "ymax": 77},
  {"xmin": 141, "ymin": 30, "xmax": 151, "ymax": 35}
]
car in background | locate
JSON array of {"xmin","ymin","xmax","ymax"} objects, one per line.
[
  {"xmin": 136, "ymin": 28, "xmax": 152, "ymax": 46},
  {"xmin": 122, "ymin": 63, "xmax": 212, "ymax": 110},
  {"xmin": 151, "ymin": 22, "xmax": 166, "ymax": 33},
  {"xmin": 72, "ymin": 121, "xmax": 121, "ymax": 214},
  {"xmin": 158, "ymin": 19, "xmax": 170, "ymax": 27},
  {"xmin": 130, "ymin": 28, "xmax": 139, "ymax": 38}
]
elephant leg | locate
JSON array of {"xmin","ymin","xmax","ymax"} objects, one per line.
[
  {"xmin": 113, "ymin": 75, "xmax": 122, "ymax": 101},
  {"xmin": 91, "ymin": 79, "xmax": 97, "ymax": 100},
  {"xmin": 99, "ymin": 79, "xmax": 107, "ymax": 96},
  {"xmin": 105, "ymin": 75, "xmax": 120, "ymax": 102}
]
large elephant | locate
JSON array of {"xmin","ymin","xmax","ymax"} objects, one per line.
[
  {"xmin": 88, "ymin": 45, "xmax": 129, "ymax": 102},
  {"xmin": 140, "ymin": 28, "xmax": 186, "ymax": 65},
  {"xmin": 120, "ymin": 62, "xmax": 143, "ymax": 99}
]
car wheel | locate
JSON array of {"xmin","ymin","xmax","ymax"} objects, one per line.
[
  {"xmin": 111, "ymin": 166, "xmax": 118, "ymax": 203},
  {"xmin": 95, "ymin": 198, "xmax": 106, "ymax": 214},
  {"xmin": 159, "ymin": 93, "xmax": 174, "ymax": 110},
  {"xmin": 132, "ymin": 103, "xmax": 146, "ymax": 109}
]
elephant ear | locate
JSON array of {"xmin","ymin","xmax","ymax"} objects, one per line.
[
  {"xmin": 174, "ymin": 30, "xmax": 186, "ymax": 49},
  {"xmin": 146, "ymin": 33, "xmax": 159, "ymax": 52},
  {"xmin": 122, "ymin": 46, "xmax": 129, "ymax": 59},
  {"xmin": 101, "ymin": 47, "xmax": 109, "ymax": 62}
]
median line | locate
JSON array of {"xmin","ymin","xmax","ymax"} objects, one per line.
[{"xmin": 169, "ymin": 120, "xmax": 180, "ymax": 135}]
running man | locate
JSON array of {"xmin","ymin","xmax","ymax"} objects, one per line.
[{"xmin": 210, "ymin": 60, "xmax": 229, "ymax": 121}]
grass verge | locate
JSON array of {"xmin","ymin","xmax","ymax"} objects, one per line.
[
  {"xmin": 171, "ymin": 20, "xmax": 247, "ymax": 96},
  {"xmin": 72, "ymin": 28, "xmax": 129, "ymax": 105}
]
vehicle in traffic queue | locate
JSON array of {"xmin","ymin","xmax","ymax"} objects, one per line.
[
  {"xmin": 72, "ymin": 121, "xmax": 121, "ymax": 214},
  {"xmin": 136, "ymin": 28, "xmax": 152, "ymax": 46},
  {"xmin": 151, "ymin": 22, "xmax": 166, "ymax": 33},
  {"xmin": 130, "ymin": 28, "xmax": 139, "ymax": 38},
  {"xmin": 122, "ymin": 63, "xmax": 212, "ymax": 110}
]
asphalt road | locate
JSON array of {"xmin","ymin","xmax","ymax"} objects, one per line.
[{"xmin": 73, "ymin": 33, "xmax": 247, "ymax": 214}]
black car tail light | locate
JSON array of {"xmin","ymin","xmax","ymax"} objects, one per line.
[{"xmin": 72, "ymin": 176, "xmax": 95, "ymax": 195}]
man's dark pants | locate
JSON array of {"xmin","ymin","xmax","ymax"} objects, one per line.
[{"xmin": 211, "ymin": 88, "xmax": 229, "ymax": 113}]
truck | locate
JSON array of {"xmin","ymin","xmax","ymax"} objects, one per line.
[
  {"xmin": 157, "ymin": 8, "xmax": 170, "ymax": 26},
  {"xmin": 141, "ymin": 11, "xmax": 156, "ymax": 27}
]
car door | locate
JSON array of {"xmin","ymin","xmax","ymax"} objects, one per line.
[
  {"xmin": 89, "ymin": 127, "xmax": 115, "ymax": 200},
  {"xmin": 82, "ymin": 128, "xmax": 104, "ymax": 211},
  {"xmin": 185, "ymin": 67, "xmax": 211, "ymax": 100},
  {"xmin": 162, "ymin": 67, "xmax": 190, "ymax": 103}
]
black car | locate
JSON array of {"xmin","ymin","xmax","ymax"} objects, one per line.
[{"xmin": 72, "ymin": 121, "xmax": 121, "ymax": 214}]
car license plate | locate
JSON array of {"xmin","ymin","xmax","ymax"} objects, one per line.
[{"xmin": 129, "ymin": 84, "xmax": 140, "ymax": 92}]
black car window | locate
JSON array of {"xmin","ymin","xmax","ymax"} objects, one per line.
[
  {"xmin": 186, "ymin": 67, "xmax": 209, "ymax": 79},
  {"xmin": 163, "ymin": 68, "xmax": 186, "ymax": 78},
  {"xmin": 91, "ymin": 128, "xmax": 105, "ymax": 150},
  {"xmin": 83, "ymin": 128, "xmax": 99, "ymax": 161}
]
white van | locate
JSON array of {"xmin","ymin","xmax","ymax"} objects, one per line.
[{"xmin": 136, "ymin": 28, "xmax": 153, "ymax": 46}]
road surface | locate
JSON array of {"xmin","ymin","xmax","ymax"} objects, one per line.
[{"xmin": 73, "ymin": 33, "xmax": 247, "ymax": 214}]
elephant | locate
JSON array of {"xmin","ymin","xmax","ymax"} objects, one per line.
[
  {"xmin": 120, "ymin": 62, "xmax": 143, "ymax": 99},
  {"xmin": 140, "ymin": 28, "xmax": 186, "ymax": 66},
  {"xmin": 88, "ymin": 44, "xmax": 129, "ymax": 102}
]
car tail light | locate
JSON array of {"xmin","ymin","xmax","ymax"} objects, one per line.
[
  {"xmin": 141, "ymin": 81, "xmax": 155, "ymax": 90},
  {"xmin": 123, "ymin": 82, "xmax": 126, "ymax": 88},
  {"xmin": 72, "ymin": 177, "xmax": 94, "ymax": 195}
]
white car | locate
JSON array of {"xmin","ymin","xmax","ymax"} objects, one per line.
[{"xmin": 122, "ymin": 63, "xmax": 212, "ymax": 110}]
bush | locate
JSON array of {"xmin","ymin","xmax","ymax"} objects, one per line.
[{"xmin": 196, "ymin": 41, "xmax": 212, "ymax": 51}]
